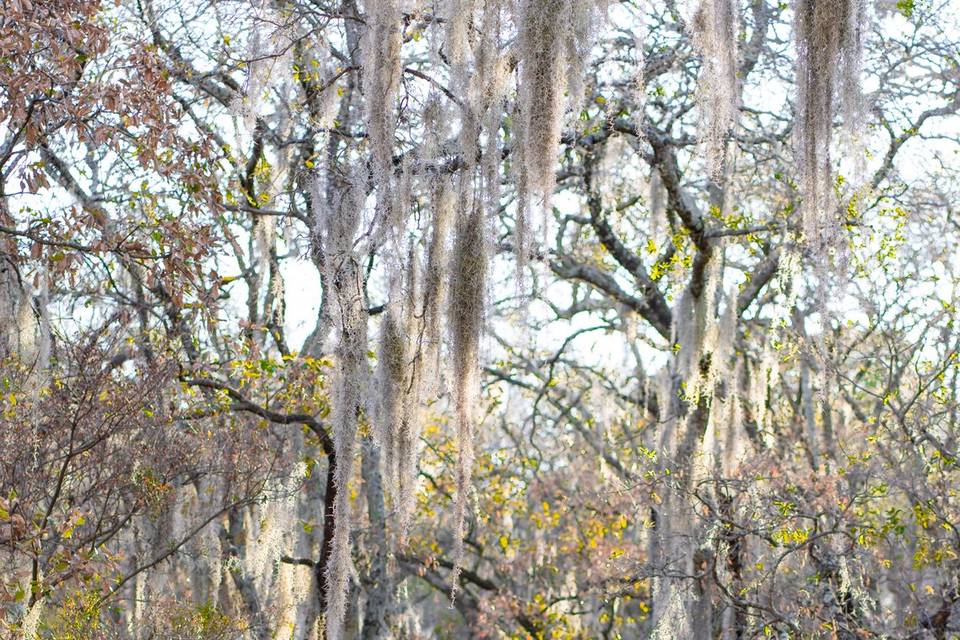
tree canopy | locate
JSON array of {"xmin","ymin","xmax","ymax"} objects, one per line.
[{"xmin": 2, "ymin": 0, "xmax": 960, "ymax": 638}]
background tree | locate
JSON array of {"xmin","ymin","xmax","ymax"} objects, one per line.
[{"xmin": 2, "ymin": 0, "xmax": 960, "ymax": 638}]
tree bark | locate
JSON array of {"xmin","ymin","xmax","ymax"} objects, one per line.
[{"xmin": 360, "ymin": 438, "xmax": 393, "ymax": 640}]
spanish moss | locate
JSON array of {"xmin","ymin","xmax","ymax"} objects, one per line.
[
  {"xmin": 794, "ymin": 0, "xmax": 866, "ymax": 254},
  {"xmin": 692, "ymin": 0, "xmax": 739, "ymax": 178}
]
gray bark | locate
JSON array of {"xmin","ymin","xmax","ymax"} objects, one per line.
[{"xmin": 360, "ymin": 437, "xmax": 393, "ymax": 640}]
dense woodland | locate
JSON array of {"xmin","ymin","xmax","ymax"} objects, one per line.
[{"xmin": 2, "ymin": 0, "xmax": 960, "ymax": 638}]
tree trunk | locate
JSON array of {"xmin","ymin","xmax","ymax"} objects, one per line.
[{"xmin": 360, "ymin": 437, "xmax": 393, "ymax": 640}]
